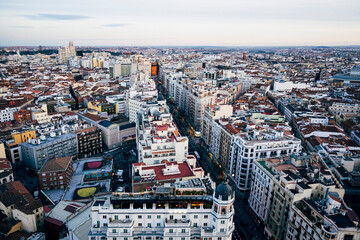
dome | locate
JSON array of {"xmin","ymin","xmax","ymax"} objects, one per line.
[{"xmin": 214, "ymin": 182, "xmax": 233, "ymax": 201}]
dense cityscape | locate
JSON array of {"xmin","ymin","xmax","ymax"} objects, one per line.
[{"xmin": 0, "ymin": 43, "xmax": 359, "ymax": 240}]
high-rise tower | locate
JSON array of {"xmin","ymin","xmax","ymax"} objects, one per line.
[{"xmin": 58, "ymin": 41, "xmax": 76, "ymax": 64}]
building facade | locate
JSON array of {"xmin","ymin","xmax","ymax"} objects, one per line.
[
  {"xmin": 229, "ymin": 127, "xmax": 301, "ymax": 193},
  {"xmin": 88, "ymin": 182, "xmax": 235, "ymax": 240},
  {"xmin": 0, "ymin": 158, "xmax": 14, "ymax": 185},
  {"xmin": 21, "ymin": 133, "xmax": 78, "ymax": 170},
  {"xmin": 4, "ymin": 130, "xmax": 38, "ymax": 166},
  {"xmin": 248, "ymin": 159, "xmax": 274, "ymax": 222},
  {"xmin": 0, "ymin": 181, "xmax": 44, "ymax": 233},
  {"xmin": 58, "ymin": 41, "xmax": 76, "ymax": 64},
  {"xmin": 201, "ymin": 105, "xmax": 233, "ymax": 147},
  {"xmin": 38, "ymin": 156, "xmax": 74, "ymax": 190},
  {"xmin": 287, "ymin": 198, "xmax": 360, "ymax": 240},
  {"xmin": 75, "ymin": 126, "xmax": 103, "ymax": 158}
]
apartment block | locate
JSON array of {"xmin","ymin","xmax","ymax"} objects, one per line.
[
  {"xmin": 136, "ymin": 106, "xmax": 189, "ymax": 165},
  {"xmin": 201, "ymin": 105, "xmax": 233, "ymax": 147},
  {"xmin": 88, "ymin": 181, "xmax": 235, "ymax": 240},
  {"xmin": 229, "ymin": 126, "xmax": 301, "ymax": 192},
  {"xmin": 75, "ymin": 126, "xmax": 102, "ymax": 158},
  {"xmin": 250, "ymin": 154, "xmax": 345, "ymax": 240},
  {"xmin": 4, "ymin": 130, "xmax": 37, "ymax": 166},
  {"xmin": 38, "ymin": 156, "xmax": 74, "ymax": 190},
  {"xmin": 287, "ymin": 197, "xmax": 360, "ymax": 240},
  {"xmin": 21, "ymin": 132, "xmax": 78, "ymax": 170}
]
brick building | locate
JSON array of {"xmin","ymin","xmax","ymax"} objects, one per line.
[
  {"xmin": 13, "ymin": 109, "xmax": 32, "ymax": 123},
  {"xmin": 38, "ymin": 156, "xmax": 73, "ymax": 190}
]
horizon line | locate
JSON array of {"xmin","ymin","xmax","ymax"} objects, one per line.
[{"xmin": 1, "ymin": 44, "xmax": 360, "ymax": 48}]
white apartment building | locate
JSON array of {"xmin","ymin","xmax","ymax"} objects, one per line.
[
  {"xmin": 32, "ymin": 110, "xmax": 50, "ymax": 124},
  {"xmin": 0, "ymin": 107, "xmax": 15, "ymax": 122},
  {"xmin": 168, "ymin": 76, "xmax": 188, "ymax": 111},
  {"xmin": 127, "ymin": 76, "xmax": 160, "ymax": 123},
  {"xmin": 128, "ymin": 97, "xmax": 166, "ymax": 124},
  {"xmin": 329, "ymin": 103, "xmax": 360, "ymax": 116},
  {"xmin": 287, "ymin": 197, "xmax": 360, "ymax": 240},
  {"xmin": 167, "ymin": 75, "xmax": 219, "ymax": 130},
  {"xmin": 110, "ymin": 63, "xmax": 122, "ymax": 78},
  {"xmin": 31, "ymin": 104, "xmax": 50, "ymax": 124},
  {"xmin": 187, "ymin": 87, "xmax": 217, "ymax": 130},
  {"xmin": 229, "ymin": 127, "xmax": 301, "ymax": 192},
  {"xmin": 209, "ymin": 119, "xmax": 223, "ymax": 161},
  {"xmin": 248, "ymin": 159, "xmax": 274, "ymax": 222},
  {"xmin": 201, "ymin": 105, "xmax": 233, "ymax": 146},
  {"xmin": 88, "ymin": 181, "xmax": 235, "ymax": 240},
  {"xmin": 137, "ymin": 107, "xmax": 189, "ymax": 165},
  {"xmin": 249, "ymin": 154, "xmax": 345, "ymax": 240}
]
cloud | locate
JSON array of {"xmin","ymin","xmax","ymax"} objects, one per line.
[
  {"xmin": 103, "ymin": 23, "xmax": 129, "ymax": 27},
  {"xmin": 22, "ymin": 14, "xmax": 91, "ymax": 20},
  {"xmin": 9, "ymin": 26, "xmax": 34, "ymax": 28}
]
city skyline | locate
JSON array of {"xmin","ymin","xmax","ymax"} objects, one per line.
[{"xmin": 1, "ymin": 0, "xmax": 360, "ymax": 46}]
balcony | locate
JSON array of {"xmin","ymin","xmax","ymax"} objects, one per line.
[
  {"xmin": 89, "ymin": 227, "xmax": 107, "ymax": 236},
  {"xmin": 108, "ymin": 231, "xmax": 131, "ymax": 237},
  {"xmin": 165, "ymin": 218, "xmax": 190, "ymax": 227},
  {"xmin": 109, "ymin": 219, "xmax": 133, "ymax": 228},
  {"xmin": 133, "ymin": 228, "xmax": 164, "ymax": 236},
  {"xmin": 201, "ymin": 226, "xmax": 215, "ymax": 236},
  {"xmin": 190, "ymin": 228, "xmax": 201, "ymax": 236},
  {"xmin": 164, "ymin": 229, "xmax": 190, "ymax": 237},
  {"xmin": 216, "ymin": 224, "xmax": 236, "ymax": 237}
]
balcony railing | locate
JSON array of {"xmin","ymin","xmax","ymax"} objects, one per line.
[
  {"xmin": 133, "ymin": 228, "xmax": 164, "ymax": 236},
  {"xmin": 165, "ymin": 218, "xmax": 190, "ymax": 227},
  {"xmin": 109, "ymin": 219, "xmax": 133, "ymax": 227},
  {"xmin": 89, "ymin": 227, "xmax": 107, "ymax": 235}
]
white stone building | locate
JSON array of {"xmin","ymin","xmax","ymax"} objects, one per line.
[
  {"xmin": 88, "ymin": 181, "xmax": 235, "ymax": 240},
  {"xmin": 201, "ymin": 105, "xmax": 233, "ymax": 146},
  {"xmin": 248, "ymin": 159, "xmax": 274, "ymax": 222},
  {"xmin": 229, "ymin": 126, "xmax": 301, "ymax": 192},
  {"xmin": 0, "ymin": 107, "xmax": 16, "ymax": 122},
  {"xmin": 136, "ymin": 106, "xmax": 189, "ymax": 166}
]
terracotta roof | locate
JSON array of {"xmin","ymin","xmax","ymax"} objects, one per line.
[
  {"xmin": 74, "ymin": 126, "xmax": 98, "ymax": 134},
  {"xmin": 39, "ymin": 156, "xmax": 72, "ymax": 173},
  {"xmin": 79, "ymin": 113, "xmax": 107, "ymax": 122},
  {"xmin": 0, "ymin": 158, "xmax": 12, "ymax": 170},
  {"xmin": 328, "ymin": 193, "xmax": 341, "ymax": 203},
  {"xmin": 0, "ymin": 181, "xmax": 42, "ymax": 214}
]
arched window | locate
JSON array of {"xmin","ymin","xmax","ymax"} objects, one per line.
[{"xmin": 213, "ymin": 205, "xmax": 218, "ymax": 213}]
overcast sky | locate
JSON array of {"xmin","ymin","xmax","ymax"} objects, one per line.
[{"xmin": 1, "ymin": 0, "xmax": 359, "ymax": 46}]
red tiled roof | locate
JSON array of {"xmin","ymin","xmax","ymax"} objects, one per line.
[
  {"xmin": 43, "ymin": 205, "xmax": 52, "ymax": 213},
  {"xmin": 79, "ymin": 113, "xmax": 107, "ymax": 122},
  {"xmin": 45, "ymin": 216, "xmax": 64, "ymax": 226},
  {"xmin": 0, "ymin": 158, "xmax": 12, "ymax": 170},
  {"xmin": 328, "ymin": 193, "xmax": 341, "ymax": 203},
  {"xmin": 133, "ymin": 162, "xmax": 146, "ymax": 167}
]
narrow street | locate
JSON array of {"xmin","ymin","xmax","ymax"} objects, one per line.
[{"xmin": 155, "ymin": 79, "xmax": 265, "ymax": 240}]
